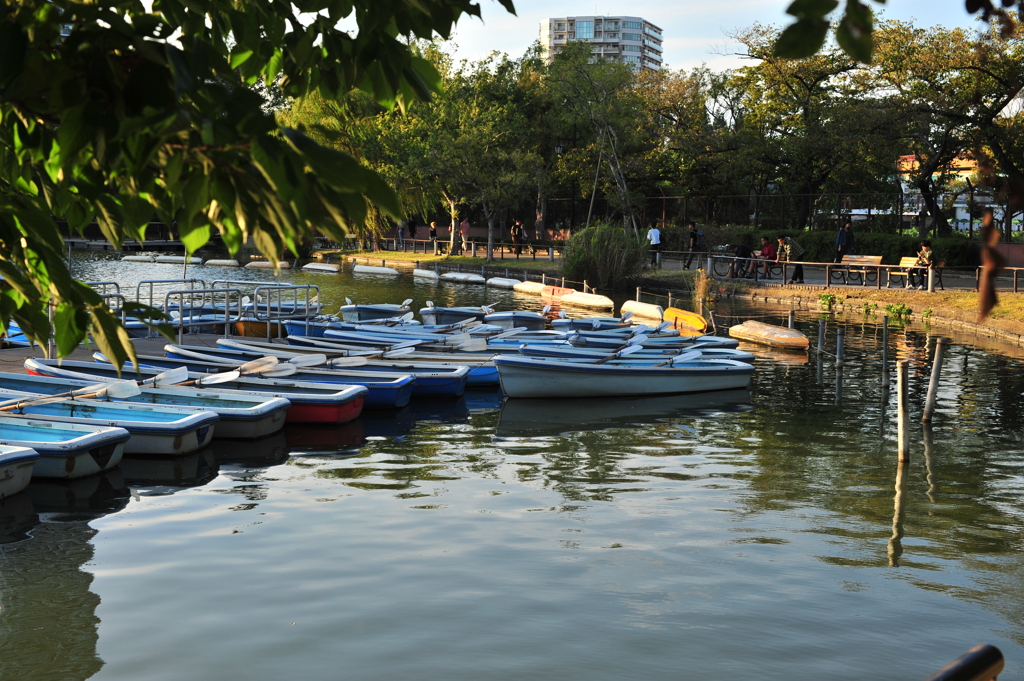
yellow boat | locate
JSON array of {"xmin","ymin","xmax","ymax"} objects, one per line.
[
  {"xmin": 664, "ymin": 307, "xmax": 708, "ymax": 334},
  {"xmin": 728, "ymin": 320, "xmax": 809, "ymax": 350}
]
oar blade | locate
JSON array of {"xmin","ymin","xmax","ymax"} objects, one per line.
[
  {"xmin": 197, "ymin": 370, "xmax": 241, "ymax": 386},
  {"xmin": 238, "ymin": 356, "xmax": 280, "ymax": 374},
  {"xmin": 288, "ymin": 353, "xmax": 327, "ymax": 367},
  {"xmin": 150, "ymin": 366, "xmax": 189, "ymax": 387},
  {"xmin": 328, "ymin": 356, "xmax": 370, "ymax": 367},
  {"xmin": 97, "ymin": 380, "xmax": 143, "ymax": 399},
  {"xmin": 455, "ymin": 338, "xmax": 488, "ymax": 353},
  {"xmin": 382, "ymin": 347, "xmax": 416, "ymax": 359},
  {"xmin": 261, "ymin": 364, "xmax": 298, "ymax": 378}
]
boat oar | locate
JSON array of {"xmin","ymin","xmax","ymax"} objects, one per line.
[
  {"xmin": 653, "ymin": 350, "xmax": 704, "ymax": 367},
  {"xmin": 286, "ymin": 353, "xmax": 329, "ymax": 367},
  {"xmin": 620, "ymin": 312, "xmax": 633, "ymax": 323},
  {"xmin": 0, "ymin": 380, "xmax": 142, "ymax": 412},
  {"xmin": 593, "ymin": 343, "xmax": 646, "ymax": 365},
  {"xmin": 184, "ymin": 356, "xmax": 285, "ymax": 388}
]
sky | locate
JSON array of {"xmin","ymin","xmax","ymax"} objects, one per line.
[{"xmin": 444, "ymin": 0, "xmax": 985, "ymax": 72}]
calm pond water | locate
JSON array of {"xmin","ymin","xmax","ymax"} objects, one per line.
[{"xmin": 1, "ymin": 252, "xmax": 1024, "ymax": 680}]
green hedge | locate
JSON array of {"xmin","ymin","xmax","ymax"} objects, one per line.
[{"xmin": 728, "ymin": 230, "xmax": 979, "ymax": 268}]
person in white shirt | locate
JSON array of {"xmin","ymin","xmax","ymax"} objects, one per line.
[{"xmin": 646, "ymin": 225, "xmax": 662, "ymax": 266}]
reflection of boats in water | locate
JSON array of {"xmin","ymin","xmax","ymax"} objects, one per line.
[
  {"xmin": 496, "ymin": 389, "xmax": 753, "ymax": 437},
  {"xmin": 208, "ymin": 433, "xmax": 291, "ymax": 467},
  {"xmin": 119, "ymin": 448, "xmax": 219, "ymax": 490},
  {"xmin": 463, "ymin": 389, "xmax": 504, "ymax": 414},
  {"xmin": 284, "ymin": 422, "xmax": 365, "ymax": 455},
  {"xmin": 736, "ymin": 342, "xmax": 810, "ymax": 366},
  {"xmin": 0, "ymin": 492, "xmax": 38, "ymax": 544},
  {"xmin": 0, "ymin": 510, "xmax": 107, "ymax": 679},
  {"xmin": 359, "ymin": 407, "xmax": 416, "ymax": 438},
  {"xmin": 25, "ymin": 467, "xmax": 130, "ymax": 518}
]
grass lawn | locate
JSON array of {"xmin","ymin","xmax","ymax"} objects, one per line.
[{"xmin": 754, "ymin": 284, "xmax": 1024, "ymax": 323}]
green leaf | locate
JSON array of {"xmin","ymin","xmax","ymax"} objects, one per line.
[
  {"xmin": 773, "ymin": 18, "xmax": 830, "ymax": 59},
  {"xmin": 836, "ymin": 0, "xmax": 874, "ymax": 63},
  {"xmin": 179, "ymin": 220, "xmax": 211, "ymax": 253},
  {"xmin": 785, "ymin": 0, "xmax": 839, "ymax": 19},
  {"xmin": 52, "ymin": 302, "xmax": 87, "ymax": 357}
]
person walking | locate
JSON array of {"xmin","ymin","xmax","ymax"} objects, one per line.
[
  {"xmin": 460, "ymin": 217, "xmax": 471, "ymax": 255},
  {"xmin": 429, "ymin": 221, "xmax": 438, "ymax": 254},
  {"xmin": 397, "ymin": 220, "xmax": 405, "ymax": 249},
  {"xmin": 646, "ymin": 224, "xmax": 662, "ymax": 266},
  {"xmin": 835, "ymin": 221, "xmax": 855, "ymax": 263},
  {"xmin": 776, "ymin": 235, "xmax": 805, "ymax": 284},
  {"xmin": 684, "ymin": 222, "xmax": 700, "ymax": 269},
  {"xmin": 511, "ymin": 220, "xmax": 524, "ymax": 255}
]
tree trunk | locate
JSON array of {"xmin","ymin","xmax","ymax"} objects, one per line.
[
  {"xmin": 485, "ymin": 207, "xmax": 496, "ymax": 263},
  {"xmin": 535, "ymin": 189, "xmax": 546, "ymax": 242},
  {"xmin": 447, "ymin": 198, "xmax": 458, "ymax": 254},
  {"xmin": 917, "ymin": 176, "xmax": 951, "ymax": 237}
]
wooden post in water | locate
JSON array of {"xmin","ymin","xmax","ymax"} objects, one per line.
[
  {"xmin": 817, "ymin": 319, "xmax": 825, "ymax": 353},
  {"xmin": 584, "ymin": 279, "xmax": 589, "ymax": 293},
  {"xmin": 882, "ymin": 316, "xmax": 889, "ymax": 376},
  {"xmin": 897, "ymin": 360, "xmax": 909, "ymax": 461},
  {"xmin": 788, "ymin": 310, "xmax": 795, "ymax": 329},
  {"xmin": 561, "ymin": 277, "xmax": 566, "ymax": 288},
  {"xmin": 636, "ymin": 287, "xmax": 642, "ymax": 302},
  {"xmin": 835, "ymin": 327, "xmax": 845, "ymax": 368},
  {"xmin": 667, "ymin": 291, "xmax": 673, "ymax": 308},
  {"xmin": 922, "ymin": 338, "xmax": 946, "ymax": 422},
  {"xmin": 505, "ymin": 268, "xmax": 509, "ymax": 278},
  {"xmin": 542, "ymin": 273, "xmax": 546, "ymax": 285},
  {"xmin": 888, "ymin": 457, "xmax": 908, "ymax": 567}
]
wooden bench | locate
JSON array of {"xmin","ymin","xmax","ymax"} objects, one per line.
[
  {"xmin": 830, "ymin": 255, "xmax": 883, "ymax": 285},
  {"xmin": 887, "ymin": 257, "xmax": 945, "ymax": 290}
]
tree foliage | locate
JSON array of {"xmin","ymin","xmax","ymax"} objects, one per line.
[{"xmin": 0, "ymin": 0, "xmax": 515, "ymax": 367}]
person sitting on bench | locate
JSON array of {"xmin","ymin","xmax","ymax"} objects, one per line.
[
  {"xmin": 908, "ymin": 240, "xmax": 933, "ymax": 289},
  {"xmin": 727, "ymin": 243, "xmax": 756, "ymax": 278}
]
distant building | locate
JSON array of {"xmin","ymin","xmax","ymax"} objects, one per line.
[{"xmin": 539, "ymin": 16, "xmax": 663, "ymax": 71}]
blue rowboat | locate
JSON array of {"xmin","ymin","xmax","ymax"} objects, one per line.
[
  {"xmin": 0, "ymin": 445, "xmax": 39, "ymax": 498},
  {"xmin": 0, "ymin": 416, "xmax": 129, "ymax": 479},
  {"xmin": 166, "ymin": 343, "xmax": 498, "ymax": 389},
  {"xmin": 80, "ymin": 355, "xmax": 414, "ymax": 410},
  {"xmin": 339, "ymin": 302, "xmax": 412, "ymax": 323},
  {"xmin": 126, "ymin": 352, "xmax": 463, "ymax": 400},
  {"xmin": 0, "ymin": 391, "xmax": 218, "ymax": 456},
  {"xmin": 493, "ymin": 355, "xmax": 755, "ymax": 399},
  {"xmin": 21, "ymin": 362, "xmax": 290, "ymax": 438},
  {"xmin": 516, "ymin": 344, "xmax": 756, "ymax": 363}
]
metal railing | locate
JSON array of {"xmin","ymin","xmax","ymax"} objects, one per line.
[
  {"xmin": 136, "ymin": 279, "xmax": 208, "ymax": 310},
  {"xmin": 163, "ymin": 288, "xmax": 244, "ymax": 345},
  {"xmin": 250, "ymin": 284, "xmax": 320, "ymax": 338}
]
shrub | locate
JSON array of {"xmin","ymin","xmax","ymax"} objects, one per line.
[{"xmin": 562, "ymin": 222, "xmax": 648, "ymax": 291}]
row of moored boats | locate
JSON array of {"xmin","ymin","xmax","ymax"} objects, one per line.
[{"xmin": 0, "ymin": 298, "xmax": 810, "ymax": 493}]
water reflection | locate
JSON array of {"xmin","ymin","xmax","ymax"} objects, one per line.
[
  {"xmin": 496, "ymin": 389, "xmax": 752, "ymax": 438},
  {"xmin": 0, "ymin": 469, "xmax": 130, "ymax": 680},
  {"xmin": 119, "ymin": 449, "xmax": 219, "ymax": 491},
  {"xmin": 0, "ymin": 493, "xmax": 37, "ymax": 544}
]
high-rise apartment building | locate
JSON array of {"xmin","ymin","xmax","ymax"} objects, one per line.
[{"xmin": 539, "ymin": 16, "xmax": 663, "ymax": 70}]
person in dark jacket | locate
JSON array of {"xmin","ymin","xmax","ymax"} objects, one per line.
[
  {"xmin": 835, "ymin": 221, "xmax": 855, "ymax": 263},
  {"xmin": 727, "ymin": 243, "xmax": 755, "ymax": 278}
]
